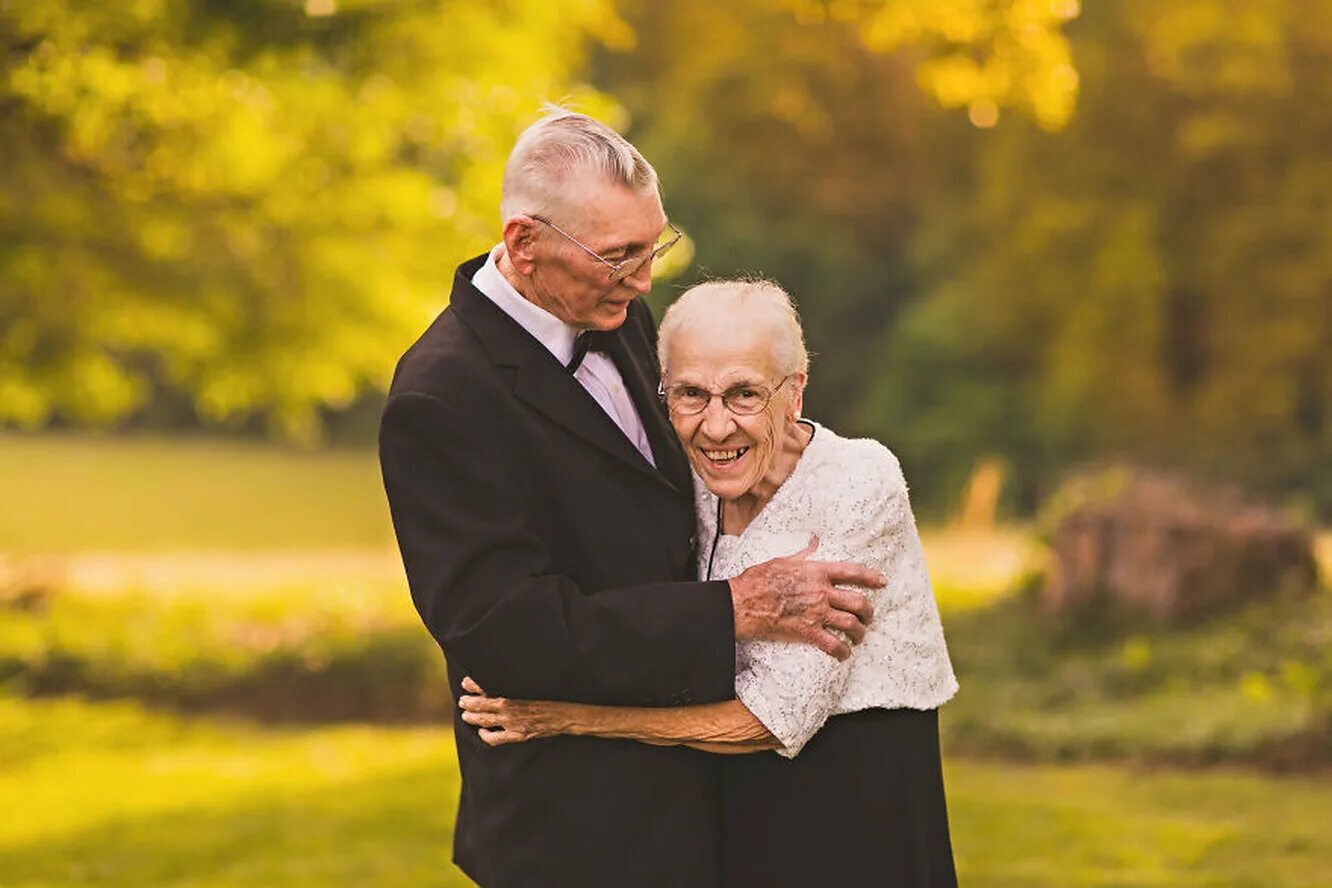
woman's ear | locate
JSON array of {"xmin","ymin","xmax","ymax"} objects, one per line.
[
  {"xmin": 502, "ymin": 215, "xmax": 542, "ymax": 275},
  {"xmin": 787, "ymin": 372, "xmax": 808, "ymax": 422}
]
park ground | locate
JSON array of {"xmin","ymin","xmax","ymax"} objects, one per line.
[{"xmin": 2, "ymin": 434, "xmax": 1329, "ymax": 887}]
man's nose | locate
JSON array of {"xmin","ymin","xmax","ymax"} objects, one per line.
[{"xmin": 621, "ymin": 258, "xmax": 654, "ymax": 294}]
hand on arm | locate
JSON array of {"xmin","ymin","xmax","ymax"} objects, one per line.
[
  {"xmin": 734, "ymin": 455, "xmax": 913, "ymax": 758},
  {"xmin": 728, "ymin": 535, "xmax": 884, "ymax": 660},
  {"xmin": 458, "ymin": 677, "xmax": 779, "ymax": 754}
]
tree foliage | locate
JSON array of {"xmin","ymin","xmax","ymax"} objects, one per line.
[
  {"xmin": 785, "ymin": 0, "xmax": 1080, "ymax": 129},
  {"xmin": 861, "ymin": 0, "xmax": 1332, "ymax": 515},
  {"xmin": 602, "ymin": 0, "xmax": 1331, "ymax": 517},
  {"xmin": 2, "ymin": 0, "xmax": 1074, "ymax": 440},
  {"xmin": 7, "ymin": 0, "xmax": 1323, "ymax": 518},
  {"xmin": 598, "ymin": 0, "xmax": 1078, "ymax": 444},
  {"xmin": 1, "ymin": 0, "xmax": 625, "ymax": 440}
]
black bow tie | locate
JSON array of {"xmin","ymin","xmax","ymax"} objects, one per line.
[{"xmin": 566, "ymin": 330, "xmax": 615, "ymax": 373}]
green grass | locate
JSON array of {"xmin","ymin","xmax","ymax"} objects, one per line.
[
  {"xmin": 2, "ymin": 582, "xmax": 1326, "ymax": 771},
  {"xmin": 944, "ymin": 755, "xmax": 1332, "ymax": 888},
  {"xmin": 1, "ymin": 695, "xmax": 1329, "ymax": 888},
  {"xmin": 0, "ymin": 581, "xmax": 448, "ymax": 722},
  {"xmin": 942, "ymin": 589, "xmax": 1332, "ymax": 767},
  {"xmin": 3, "ymin": 542, "xmax": 1326, "ymax": 761},
  {"xmin": 4, "ymin": 428, "xmax": 1322, "ymax": 759},
  {"xmin": 0, "ymin": 434, "xmax": 394, "ymax": 552},
  {"xmin": 0, "ymin": 696, "xmax": 468, "ymax": 887},
  {"xmin": 3, "ymin": 435, "xmax": 1331, "ymax": 884}
]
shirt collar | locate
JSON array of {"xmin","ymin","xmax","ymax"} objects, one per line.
[{"xmin": 471, "ymin": 244, "xmax": 580, "ymax": 366}]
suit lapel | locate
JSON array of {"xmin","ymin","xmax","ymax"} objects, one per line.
[
  {"xmin": 603, "ymin": 330, "xmax": 692, "ymax": 495},
  {"xmin": 450, "ymin": 258, "xmax": 679, "ymax": 491}
]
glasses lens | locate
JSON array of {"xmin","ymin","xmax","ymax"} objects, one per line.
[
  {"xmin": 608, "ymin": 226, "xmax": 680, "ymax": 283},
  {"xmin": 654, "ymin": 226, "xmax": 680, "ymax": 253},
  {"xmin": 609, "ymin": 254, "xmax": 650, "ymax": 284},
  {"xmin": 666, "ymin": 385, "xmax": 709, "ymax": 414},
  {"xmin": 723, "ymin": 386, "xmax": 769, "ymax": 415}
]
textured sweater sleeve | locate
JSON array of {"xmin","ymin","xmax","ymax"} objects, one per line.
[{"xmin": 734, "ymin": 446, "xmax": 913, "ymax": 758}]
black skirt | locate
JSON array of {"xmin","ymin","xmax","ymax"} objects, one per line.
[{"xmin": 721, "ymin": 708, "xmax": 958, "ymax": 888}]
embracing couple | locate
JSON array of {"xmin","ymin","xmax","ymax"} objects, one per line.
[{"xmin": 379, "ymin": 109, "xmax": 958, "ymax": 887}]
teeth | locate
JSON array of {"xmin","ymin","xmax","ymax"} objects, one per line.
[{"xmin": 703, "ymin": 447, "xmax": 748, "ymax": 463}]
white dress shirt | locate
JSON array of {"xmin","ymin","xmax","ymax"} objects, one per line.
[{"xmin": 471, "ymin": 246, "xmax": 655, "ymax": 466}]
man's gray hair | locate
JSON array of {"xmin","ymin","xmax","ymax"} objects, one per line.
[
  {"xmin": 500, "ymin": 106, "xmax": 659, "ymax": 229},
  {"xmin": 658, "ymin": 278, "xmax": 811, "ymax": 378}
]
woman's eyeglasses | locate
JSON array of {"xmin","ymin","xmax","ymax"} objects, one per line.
[{"xmin": 658, "ymin": 377, "xmax": 790, "ymax": 416}]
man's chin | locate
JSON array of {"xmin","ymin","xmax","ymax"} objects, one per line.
[{"xmin": 592, "ymin": 301, "xmax": 633, "ymax": 330}]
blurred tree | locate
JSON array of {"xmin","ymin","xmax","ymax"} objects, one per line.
[
  {"xmin": 860, "ymin": 0, "xmax": 1332, "ymax": 515},
  {"xmin": 785, "ymin": 0, "xmax": 1080, "ymax": 130},
  {"xmin": 16, "ymin": 0, "xmax": 1323, "ymax": 519},
  {"xmin": 597, "ymin": 0, "xmax": 1078, "ymax": 443},
  {"xmin": 597, "ymin": 0, "xmax": 1329, "ymax": 517},
  {"xmin": 0, "ymin": 0, "xmax": 626, "ymax": 440}
]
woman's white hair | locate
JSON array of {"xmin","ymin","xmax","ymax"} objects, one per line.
[
  {"xmin": 500, "ymin": 106, "xmax": 659, "ymax": 230},
  {"xmin": 658, "ymin": 278, "xmax": 810, "ymax": 377}
]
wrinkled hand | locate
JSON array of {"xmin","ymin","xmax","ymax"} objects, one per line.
[
  {"xmin": 458, "ymin": 676, "xmax": 560, "ymax": 747},
  {"xmin": 728, "ymin": 535, "xmax": 883, "ymax": 660}
]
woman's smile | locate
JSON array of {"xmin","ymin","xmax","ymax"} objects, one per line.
[{"xmin": 699, "ymin": 445, "xmax": 751, "ymax": 467}]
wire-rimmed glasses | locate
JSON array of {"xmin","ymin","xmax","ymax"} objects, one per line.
[
  {"xmin": 658, "ymin": 376, "xmax": 790, "ymax": 416},
  {"xmin": 530, "ymin": 215, "xmax": 683, "ymax": 283}
]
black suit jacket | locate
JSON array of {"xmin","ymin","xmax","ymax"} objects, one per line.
[{"xmin": 380, "ymin": 255, "xmax": 737, "ymax": 887}]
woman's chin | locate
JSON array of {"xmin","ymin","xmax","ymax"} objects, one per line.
[{"xmin": 694, "ymin": 455, "xmax": 754, "ymax": 501}]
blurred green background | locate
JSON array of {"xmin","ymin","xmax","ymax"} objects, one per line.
[{"xmin": 2, "ymin": 1, "xmax": 1330, "ymax": 885}]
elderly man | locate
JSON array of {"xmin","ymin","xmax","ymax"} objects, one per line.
[{"xmin": 379, "ymin": 109, "xmax": 881, "ymax": 887}]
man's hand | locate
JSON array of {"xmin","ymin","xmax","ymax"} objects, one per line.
[{"xmin": 728, "ymin": 535, "xmax": 883, "ymax": 660}]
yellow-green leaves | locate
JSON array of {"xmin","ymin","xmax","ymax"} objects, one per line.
[
  {"xmin": 1, "ymin": 0, "xmax": 621, "ymax": 439},
  {"xmin": 787, "ymin": 0, "xmax": 1081, "ymax": 130}
]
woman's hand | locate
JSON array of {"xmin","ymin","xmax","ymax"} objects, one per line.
[{"xmin": 458, "ymin": 676, "xmax": 569, "ymax": 747}]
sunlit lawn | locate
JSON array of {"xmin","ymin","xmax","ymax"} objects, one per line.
[
  {"xmin": 0, "ymin": 434, "xmax": 394, "ymax": 553},
  {"xmin": 947, "ymin": 757, "xmax": 1332, "ymax": 888},
  {"xmin": 0, "ymin": 697, "xmax": 466, "ymax": 888},
  {"xmin": 2, "ymin": 696, "xmax": 1329, "ymax": 888},
  {"xmin": 3, "ymin": 432, "xmax": 1324, "ymax": 582},
  {"xmin": 3, "ymin": 433, "xmax": 1330, "ymax": 886}
]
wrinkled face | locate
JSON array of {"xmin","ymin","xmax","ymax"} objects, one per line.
[
  {"xmin": 665, "ymin": 324, "xmax": 804, "ymax": 502},
  {"xmin": 528, "ymin": 181, "xmax": 668, "ymax": 331}
]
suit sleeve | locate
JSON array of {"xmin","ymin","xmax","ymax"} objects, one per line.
[{"xmin": 379, "ymin": 387, "xmax": 736, "ymax": 707}]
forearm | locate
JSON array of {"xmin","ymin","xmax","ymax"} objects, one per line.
[{"xmin": 540, "ymin": 698, "xmax": 778, "ymax": 752}]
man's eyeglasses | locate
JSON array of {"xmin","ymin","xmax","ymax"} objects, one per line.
[
  {"xmin": 530, "ymin": 215, "xmax": 683, "ymax": 283},
  {"xmin": 658, "ymin": 376, "xmax": 790, "ymax": 416}
]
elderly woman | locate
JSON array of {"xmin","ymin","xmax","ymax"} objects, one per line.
[{"xmin": 460, "ymin": 279, "xmax": 959, "ymax": 886}]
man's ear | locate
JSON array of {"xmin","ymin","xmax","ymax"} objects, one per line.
[{"xmin": 502, "ymin": 216, "xmax": 541, "ymax": 275}]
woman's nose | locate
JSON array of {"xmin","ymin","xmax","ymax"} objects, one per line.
[{"xmin": 699, "ymin": 397, "xmax": 734, "ymax": 439}]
